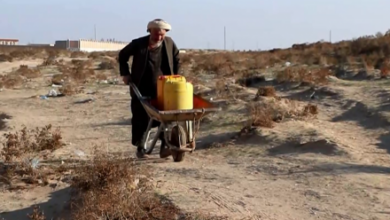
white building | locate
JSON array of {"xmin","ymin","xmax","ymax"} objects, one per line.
[
  {"xmin": 0, "ymin": 39, "xmax": 19, "ymax": 45},
  {"xmin": 54, "ymin": 39, "xmax": 128, "ymax": 52}
]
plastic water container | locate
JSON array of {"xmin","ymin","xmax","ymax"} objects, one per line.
[
  {"xmin": 163, "ymin": 79, "xmax": 193, "ymax": 111},
  {"xmin": 157, "ymin": 75, "xmax": 186, "ymax": 110}
]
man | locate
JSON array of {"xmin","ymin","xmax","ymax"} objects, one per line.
[{"xmin": 118, "ymin": 19, "xmax": 180, "ymax": 159}]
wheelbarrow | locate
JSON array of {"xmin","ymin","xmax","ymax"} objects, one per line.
[{"xmin": 129, "ymin": 82, "xmax": 221, "ymax": 162}]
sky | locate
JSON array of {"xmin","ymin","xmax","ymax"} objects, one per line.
[{"xmin": 1, "ymin": 0, "xmax": 389, "ymax": 50}]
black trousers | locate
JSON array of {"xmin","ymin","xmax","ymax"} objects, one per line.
[{"xmin": 130, "ymin": 93, "xmax": 164, "ymax": 147}]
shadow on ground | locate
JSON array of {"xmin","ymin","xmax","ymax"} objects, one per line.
[
  {"xmin": 290, "ymin": 162, "xmax": 390, "ymax": 175},
  {"xmin": 0, "ymin": 187, "xmax": 71, "ymax": 220},
  {"xmin": 283, "ymin": 86, "xmax": 342, "ymax": 101},
  {"xmin": 332, "ymin": 101, "xmax": 390, "ymax": 130},
  {"xmin": 267, "ymin": 139, "xmax": 347, "ymax": 156},
  {"xmin": 92, "ymin": 118, "xmax": 132, "ymax": 127},
  {"xmin": 195, "ymin": 132, "xmax": 238, "ymax": 150},
  {"xmin": 377, "ymin": 132, "xmax": 390, "ymax": 154},
  {"xmin": 0, "ymin": 113, "xmax": 11, "ymax": 131}
]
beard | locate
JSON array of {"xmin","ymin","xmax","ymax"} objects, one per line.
[{"xmin": 149, "ymin": 37, "xmax": 163, "ymax": 49}]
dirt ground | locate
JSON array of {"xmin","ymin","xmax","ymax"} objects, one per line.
[{"xmin": 1, "ymin": 57, "xmax": 390, "ymax": 220}]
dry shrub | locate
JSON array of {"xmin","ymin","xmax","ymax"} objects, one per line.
[
  {"xmin": 1, "ymin": 125, "xmax": 64, "ymax": 162},
  {"xmin": 302, "ymin": 104, "xmax": 318, "ymax": 116},
  {"xmin": 249, "ymin": 99, "xmax": 319, "ymax": 127},
  {"xmin": 51, "ymin": 73, "xmax": 66, "ymax": 85},
  {"xmin": 0, "ymin": 74, "xmax": 24, "ymax": 89},
  {"xmin": 70, "ymin": 51, "xmax": 87, "ymax": 58},
  {"xmin": 380, "ymin": 61, "xmax": 390, "ymax": 78},
  {"xmin": 40, "ymin": 55, "xmax": 58, "ymax": 66},
  {"xmin": 69, "ymin": 153, "xmax": 181, "ymax": 220},
  {"xmin": 58, "ymin": 83, "xmax": 83, "ymax": 95},
  {"xmin": 98, "ymin": 59, "xmax": 116, "ymax": 70},
  {"xmin": 256, "ymin": 86, "xmax": 276, "ymax": 97},
  {"xmin": 180, "ymin": 30, "xmax": 390, "ymax": 76},
  {"xmin": 0, "ymin": 54, "xmax": 13, "ymax": 62},
  {"xmin": 68, "ymin": 68, "xmax": 95, "ymax": 83},
  {"xmin": 249, "ymin": 102, "xmax": 275, "ymax": 128},
  {"xmin": 71, "ymin": 59, "xmax": 92, "ymax": 68},
  {"xmin": 215, "ymin": 80, "xmax": 228, "ymax": 97},
  {"xmin": 55, "ymin": 60, "xmax": 95, "ymax": 83},
  {"xmin": 276, "ymin": 67, "xmax": 332, "ymax": 85},
  {"xmin": 95, "ymin": 72, "xmax": 108, "ymax": 80},
  {"xmin": 15, "ymin": 65, "xmax": 41, "ymax": 78},
  {"xmin": 0, "ymin": 125, "xmax": 65, "ymax": 189},
  {"xmin": 87, "ymin": 51, "xmax": 103, "ymax": 59},
  {"xmin": 192, "ymin": 52, "xmax": 237, "ymax": 76},
  {"xmin": 213, "ymin": 80, "xmax": 242, "ymax": 99},
  {"xmin": 9, "ymin": 48, "xmax": 42, "ymax": 59},
  {"xmin": 27, "ymin": 206, "xmax": 46, "ymax": 220},
  {"xmin": 180, "ymin": 53, "xmax": 192, "ymax": 66}
]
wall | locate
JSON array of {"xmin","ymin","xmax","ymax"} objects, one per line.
[{"xmin": 78, "ymin": 40, "xmax": 128, "ymax": 52}]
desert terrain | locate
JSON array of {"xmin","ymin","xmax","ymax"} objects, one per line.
[{"xmin": 1, "ymin": 33, "xmax": 390, "ymax": 220}]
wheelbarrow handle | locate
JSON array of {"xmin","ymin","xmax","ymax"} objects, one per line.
[{"xmin": 129, "ymin": 82, "xmax": 143, "ymax": 99}]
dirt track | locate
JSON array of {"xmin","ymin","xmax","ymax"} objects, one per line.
[{"xmin": 1, "ymin": 58, "xmax": 390, "ymax": 220}]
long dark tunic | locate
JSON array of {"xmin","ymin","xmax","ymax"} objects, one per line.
[{"xmin": 131, "ymin": 45, "xmax": 168, "ymax": 145}]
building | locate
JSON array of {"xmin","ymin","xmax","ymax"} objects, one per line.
[
  {"xmin": 0, "ymin": 39, "xmax": 19, "ymax": 45},
  {"xmin": 54, "ymin": 39, "xmax": 128, "ymax": 52},
  {"xmin": 27, "ymin": 43, "xmax": 54, "ymax": 47}
]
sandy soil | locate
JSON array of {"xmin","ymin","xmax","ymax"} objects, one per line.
[{"xmin": 1, "ymin": 59, "xmax": 390, "ymax": 220}]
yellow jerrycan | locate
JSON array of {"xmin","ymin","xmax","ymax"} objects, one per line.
[
  {"xmin": 157, "ymin": 75, "xmax": 186, "ymax": 110},
  {"xmin": 163, "ymin": 79, "xmax": 193, "ymax": 111}
]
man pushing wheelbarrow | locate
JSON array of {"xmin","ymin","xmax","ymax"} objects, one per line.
[
  {"xmin": 119, "ymin": 19, "xmax": 220, "ymax": 162},
  {"xmin": 118, "ymin": 19, "xmax": 180, "ymax": 159}
]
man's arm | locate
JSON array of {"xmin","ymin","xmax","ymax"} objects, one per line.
[
  {"xmin": 172, "ymin": 41, "xmax": 180, "ymax": 74},
  {"xmin": 118, "ymin": 41, "xmax": 137, "ymax": 77}
]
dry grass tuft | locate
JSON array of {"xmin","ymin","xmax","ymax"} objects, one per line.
[
  {"xmin": 94, "ymin": 73, "xmax": 108, "ymax": 80},
  {"xmin": 249, "ymin": 98, "xmax": 319, "ymax": 128},
  {"xmin": 256, "ymin": 86, "xmax": 276, "ymax": 97},
  {"xmin": 69, "ymin": 153, "xmax": 182, "ymax": 220},
  {"xmin": 276, "ymin": 67, "xmax": 332, "ymax": 85},
  {"xmin": 1, "ymin": 125, "xmax": 64, "ymax": 163},
  {"xmin": 15, "ymin": 65, "xmax": 41, "ymax": 78},
  {"xmin": 54, "ymin": 60, "xmax": 95, "ymax": 84},
  {"xmin": 70, "ymin": 51, "xmax": 87, "ymax": 58},
  {"xmin": 98, "ymin": 59, "xmax": 117, "ymax": 70},
  {"xmin": 0, "ymin": 125, "xmax": 65, "ymax": 189},
  {"xmin": 302, "ymin": 103, "xmax": 319, "ymax": 116},
  {"xmin": 40, "ymin": 56, "xmax": 58, "ymax": 66},
  {"xmin": 27, "ymin": 206, "xmax": 46, "ymax": 220},
  {"xmin": 58, "ymin": 83, "xmax": 83, "ymax": 96},
  {"xmin": 0, "ymin": 74, "xmax": 24, "ymax": 89},
  {"xmin": 0, "ymin": 54, "xmax": 13, "ymax": 62},
  {"xmin": 248, "ymin": 103, "xmax": 275, "ymax": 128}
]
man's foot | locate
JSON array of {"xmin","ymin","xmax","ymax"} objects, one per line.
[
  {"xmin": 136, "ymin": 147, "xmax": 149, "ymax": 159},
  {"xmin": 159, "ymin": 141, "xmax": 171, "ymax": 158}
]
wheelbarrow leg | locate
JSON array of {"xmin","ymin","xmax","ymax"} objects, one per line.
[
  {"xmin": 145, "ymin": 123, "xmax": 164, "ymax": 155},
  {"xmin": 142, "ymin": 118, "xmax": 156, "ymax": 154},
  {"xmin": 185, "ymin": 120, "xmax": 196, "ymax": 152}
]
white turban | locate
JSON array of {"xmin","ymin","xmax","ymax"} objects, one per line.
[{"xmin": 147, "ymin": 19, "xmax": 171, "ymax": 32}]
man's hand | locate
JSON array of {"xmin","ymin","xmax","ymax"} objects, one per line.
[{"xmin": 122, "ymin": 75, "xmax": 131, "ymax": 85}]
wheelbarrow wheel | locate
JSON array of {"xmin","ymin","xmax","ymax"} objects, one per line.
[{"xmin": 170, "ymin": 125, "xmax": 187, "ymax": 162}]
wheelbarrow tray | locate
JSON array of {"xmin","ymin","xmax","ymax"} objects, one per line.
[{"xmin": 139, "ymin": 94, "xmax": 221, "ymax": 122}]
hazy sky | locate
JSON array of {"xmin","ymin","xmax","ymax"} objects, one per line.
[{"xmin": 1, "ymin": 0, "xmax": 389, "ymax": 50}]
